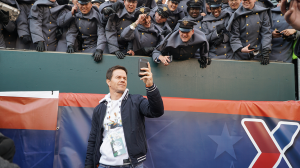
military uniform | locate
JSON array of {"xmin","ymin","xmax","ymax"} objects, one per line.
[
  {"xmin": 67, "ymin": 6, "xmax": 106, "ymax": 53},
  {"xmin": 121, "ymin": 7, "xmax": 164, "ymax": 56},
  {"xmin": 105, "ymin": 7, "xmax": 137, "ymax": 54},
  {"xmin": 227, "ymin": 5, "xmax": 272, "ymax": 60},
  {"xmin": 202, "ymin": 9, "xmax": 232, "ymax": 59},
  {"xmin": 255, "ymin": 0, "xmax": 274, "ymax": 8},
  {"xmin": 1, "ymin": 0, "xmax": 19, "ymax": 48},
  {"xmin": 224, "ymin": 6, "xmax": 236, "ymax": 14},
  {"xmin": 99, "ymin": 0, "xmax": 122, "ymax": 26},
  {"xmin": 29, "ymin": 0, "xmax": 59, "ymax": 51},
  {"xmin": 152, "ymin": 21, "xmax": 209, "ymax": 62},
  {"xmin": 15, "ymin": 0, "xmax": 36, "ymax": 49},
  {"xmin": 270, "ymin": 6, "xmax": 299, "ymax": 62},
  {"xmin": 51, "ymin": 4, "xmax": 73, "ymax": 52}
]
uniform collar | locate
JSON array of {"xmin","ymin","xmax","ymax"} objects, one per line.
[
  {"xmin": 99, "ymin": 88, "xmax": 129, "ymax": 103},
  {"xmin": 202, "ymin": 10, "xmax": 230, "ymax": 22}
]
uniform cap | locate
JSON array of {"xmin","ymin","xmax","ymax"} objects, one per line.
[
  {"xmin": 91, "ymin": 0, "xmax": 105, "ymax": 4},
  {"xmin": 178, "ymin": 19, "xmax": 197, "ymax": 32},
  {"xmin": 169, "ymin": 0, "xmax": 181, "ymax": 4},
  {"xmin": 78, "ymin": 0, "xmax": 91, "ymax": 4},
  {"xmin": 156, "ymin": 6, "xmax": 170, "ymax": 18},
  {"xmin": 134, "ymin": 7, "xmax": 151, "ymax": 18},
  {"xmin": 187, "ymin": 0, "xmax": 203, "ymax": 8},
  {"xmin": 208, "ymin": 0, "xmax": 222, "ymax": 7}
]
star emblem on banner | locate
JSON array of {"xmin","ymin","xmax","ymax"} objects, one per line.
[{"xmin": 208, "ymin": 123, "xmax": 242, "ymax": 159}]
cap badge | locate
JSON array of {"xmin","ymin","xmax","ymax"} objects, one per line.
[
  {"xmin": 163, "ymin": 7, "xmax": 168, "ymax": 11},
  {"xmin": 195, "ymin": 0, "xmax": 198, "ymax": 2},
  {"xmin": 183, "ymin": 20, "xmax": 188, "ymax": 26},
  {"xmin": 140, "ymin": 8, "xmax": 145, "ymax": 13}
]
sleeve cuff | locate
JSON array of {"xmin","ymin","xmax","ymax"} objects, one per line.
[{"xmin": 146, "ymin": 83, "xmax": 157, "ymax": 92}]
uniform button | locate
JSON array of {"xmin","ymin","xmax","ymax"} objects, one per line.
[
  {"xmin": 49, "ymin": 6, "xmax": 51, "ymax": 8},
  {"xmin": 213, "ymin": 26, "xmax": 215, "ymax": 28},
  {"xmin": 246, "ymin": 32, "xmax": 248, "ymax": 35},
  {"xmin": 281, "ymin": 14, "xmax": 283, "ymax": 16},
  {"xmin": 172, "ymin": 22, "xmax": 174, "ymax": 23},
  {"xmin": 246, "ymin": 15, "xmax": 248, "ymax": 17},
  {"xmin": 257, "ymin": 22, "xmax": 259, "ymax": 24},
  {"xmin": 281, "ymin": 45, "xmax": 283, "ymax": 46},
  {"xmin": 256, "ymin": 13, "xmax": 258, "ymax": 15},
  {"xmin": 90, "ymin": 35, "xmax": 91, "ymax": 36},
  {"xmin": 49, "ymin": 29, "xmax": 51, "ymax": 31},
  {"xmin": 79, "ymin": 18, "xmax": 80, "ymax": 20},
  {"xmin": 120, "ymin": 27, "xmax": 122, "ymax": 30},
  {"xmin": 151, "ymin": 33, "xmax": 152, "ymax": 35},
  {"xmin": 216, "ymin": 55, "xmax": 218, "ymax": 56},
  {"xmin": 191, "ymin": 53, "xmax": 193, "ymax": 54},
  {"xmin": 180, "ymin": 55, "xmax": 182, "ymax": 56},
  {"xmin": 181, "ymin": 6, "xmax": 183, "ymax": 8},
  {"xmin": 142, "ymin": 33, "xmax": 144, "ymax": 35},
  {"xmin": 48, "ymin": 37, "xmax": 50, "ymax": 39},
  {"xmin": 279, "ymin": 51, "xmax": 281, "ymax": 53},
  {"xmin": 118, "ymin": 35, "xmax": 120, "ymax": 37},
  {"xmin": 198, "ymin": 21, "xmax": 200, "ymax": 23},
  {"xmin": 47, "ymin": 44, "xmax": 49, "ymax": 46},
  {"xmin": 213, "ymin": 21, "xmax": 215, "ymax": 22},
  {"xmin": 277, "ymin": 20, "xmax": 279, "ymax": 22},
  {"xmin": 83, "ymin": 49, "xmax": 85, "ymax": 51},
  {"xmin": 192, "ymin": 46, "xmax": 193, "ymax": 48},
  {"xmin": 257, "ymin": 30, "xmax": 259, "ymax": 32},
  {"xmin": 50, "ymin": 22, "xmax": 51, "ymax": 24},
  {"xmin": 8, "ymin": 42, "xmax": 10, "ymax": 44},
  {"xmin": 31, "ymin": 3, "xmax": 33, "ymax": 5},
  {"xmin": 246, "ymin": 40, "xmax": 248, "ymax": 42},
  {"xmin": 275, "ymin": 28, "xmax": 277, "ymax": 30},
  {"xmin": 85, "ymin": 45, "xmax": 86, "ymax": 46},
  {"xmin": 79, "ymin": 27, "xmax": 81, "ymax": 29},
  {"xmin": 123, "ymin": 19, "xmax": 125, "ymax": 21},
  {"xmin": 55, "ymin": 45, "xmax": 56, "ymax": 47},
  {"xmin": 55, "ymin": 38, "xmax": 57, "ymax": 40},
  {"xmin": 256, "ymin": 38, "xmax": 258, "ymax": 40},
  {"xmin": 199, "ymin": 27, "xmax": 201, "ymax": 29},
  {"xmin": 151, "ymin": 42, "xmax": 153, "ymax": 44},
  {"xmin": 224, "ymin": 53, "xmax": 226, "ymax": 55},
  {"xmin": 221, "ymin": 19, "xmax": 223, "ymax": 20},
  {"xmin": 88, "ymin": 19, "xmax": 89, "ymax": 21},
  {"xmin": 255, "ymin": 45, "xmax": 257, "ymax": 47},
  {"xmin": 246, "ymin": 24, "xmax": 249, "ymax": 26},
  {"xmin": 9, "ymin": 35, "xmax": 10, "ymax": 37},
  {"xmin": 82, "ymin": 34, "xmax": 83, "ymax": 35},
  {"xmin": 87, "ymin": 28, "xmax": 89, "ymax": 29},
  {"xmin": 215, "ymin": 48, "xmax": 217, "ymax": 49},
  {"xmin": 224, "ymin": 46, "xmax": 226, "ymax": 48}
]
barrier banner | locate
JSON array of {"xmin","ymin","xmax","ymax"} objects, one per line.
[
  {"xmin": 0, "ymin": 91, "xmax": 59, "ymax": 168},
  {"xmin": 55, "ymin": 93, "xmax": 300, "ymax": 168}
]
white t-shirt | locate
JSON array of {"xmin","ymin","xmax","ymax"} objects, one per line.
[{"xmin": 99, "ymin": 94, "xmax": 129, "ymax": 166}]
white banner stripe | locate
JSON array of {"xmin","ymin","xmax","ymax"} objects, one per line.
[{"xmin": 0, "ymin": 91, "xmax": 59, "ymax": 98}]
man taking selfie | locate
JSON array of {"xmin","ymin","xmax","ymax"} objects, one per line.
[{"xmin": 84, "ymin": 63, "xmax": 164, "ymax": 168}]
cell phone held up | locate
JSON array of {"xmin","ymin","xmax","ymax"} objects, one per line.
[
  {"xmin": 138, "ymin": 58, "xmax": 148, "ymax": 77},
  {"xmin": 285, "ymin": 0, "xmax": 291, "ymax": 10}
]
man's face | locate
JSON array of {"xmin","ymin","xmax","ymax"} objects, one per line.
[
  {"xmin": 277, "ymin": 0, "xmax": 281, "ymax": 6},
  {"xmin": 167, "ymin": 1, "xmax": 178, "ymax": 11},
  {"xmin": 50, "ymin": 0, "xmax": 56, "ymax": 2},
  {"xmin": 78, "ymin": 2, "xmax": 93, "ymax": 14},
  {"xmin": 211, "ymin": 7, "xmax": 221, "ymax": 17},
  {"xmin": 141, "ymin": 15, "xmax": 151, "ymax": 28},
  {"xmin": 179, "ymin": 29, "xmax": 194, "ymax": 42},
  {"xmin": 162, "ymin": 0, "xmax": 166, "ymax": 4},
  {"xmin": 92, "ymin": 2, "xmax": 100, "ymax": 8},
  {"xmin": 228, "ymin": 0, "xmax": 241, "ymax": 9},
  {"xmin": 110, "ymin": 0, "xmax": 117, "ymax": 2},
  {"xmin": 188, "ymin": 7, "xmax": 200, "ymax": 18},
  {"xmin": 155, "ymin": 12, "xmax": 167, "ymax": 23},
  {"xmin": 242, "ymin": 0, "xmax": 255, "ymax": 9},
  {"xmin": 124, "ymin": 0, "xmax": 137, "ymax": 13},
  {"xmin": 107, "ymin": 69, "xmax": 127, "ymax": 94}
]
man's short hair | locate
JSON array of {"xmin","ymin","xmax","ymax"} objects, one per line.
[{"xmin": 106, "ymin": 65, "xmax": 128, "ymax": 80}]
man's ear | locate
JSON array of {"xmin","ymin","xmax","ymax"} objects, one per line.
[
  {"xmin": 106, "ymin": 79, "xmax": 111, "ymax": 87},
  {"xmin": 191, "ymin": 29, "xmax": 194, "ymax": 35}
]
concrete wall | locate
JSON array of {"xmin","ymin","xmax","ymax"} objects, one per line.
[{"xmin": 0, "ymin": 49, "xmax": 295, "ymax": 101}]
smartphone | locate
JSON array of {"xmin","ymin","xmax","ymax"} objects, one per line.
[
  {"xmin": 286, "ymin": 0, "xmax": 291, "ymax": 10},
  {"xmin": 276, "ymin": 30, "xmax": 280, "ymax": 34},
  {"xmin": 169, "ymin": 55, "xmax": 173, "ymax": 63},
  {"xmin": 138, "ymin": 58, "xmax": 148, "ymax": 77},
  {"xmin": 248, "ymin": 46, "xmax": 259, "ymax": 53}
]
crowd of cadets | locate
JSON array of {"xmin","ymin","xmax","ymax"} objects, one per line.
[{"xmin": 0, "ymin": 0, "xmax": 299, "ymax": 67}]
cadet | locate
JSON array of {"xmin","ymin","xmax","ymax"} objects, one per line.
[
  {"xmin": 99, "ymin": 0, "xmax": 123, "ymax": 27},
  {"xmin": 162, "ymin": 0, "xmax": 185, "ymax": 30},
  {"xmin": 175, "ymin": 0, "xmax": 205, "ymax": 31},
  {"xmin": 121, "ymin": 7, "xmax": 164, "ymax": 56},
  {"xmin": 152, "ymin": 20, "xmax": 210, "ymax": 68},
  {"xmin": 66, "ymin": 0, "xmax": 106, "ymax": 62},
  {"xmin": 269, "ymin": 0, "xmax": 299, "ymax": 62},
  {"xmin": 149, "ymin": 6, "xmax": 172, "ymax": 35},
  {"xmin": 177, "ymin": 0, "xmax": 206, "ymax": 15},
  {"xmin": 30, "ymin": 0, "xmax": 59, "ymax": 51},
  {"xmin": 16, "ymin": 0, "xmax": 36, "ymax": 49},
  {"xmin": 202, "ymin": 0, "xmax": 233, "ymax": 59},
  {"xmin": 105, "ymin": 0, "xmax": 138, "ymax": 59},
  {"xmin": 0, "ymin": 8, "xmax": 10, "ymax": 47},
  {"xmin": 225, "ymin": 0, "xmax": 241, "ymax": 13},
  {"xmin": 1, "ymin": 0, "xmax": 19, "ymax": 48},
  {"xmin": 51, "ymin": 1, "xmax": 72, "ymax": 52},
  {"xmin": 227, "ymin": 0, "xmax": 272, "ymax": 65},
  {"xmin": 91, "ymin": 0, "xmax": 104, "ymax": 8}
]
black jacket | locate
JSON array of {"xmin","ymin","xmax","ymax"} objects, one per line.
[{"xmin": 84, "ymin": 84, "xmax": 164, "ymax": 168}]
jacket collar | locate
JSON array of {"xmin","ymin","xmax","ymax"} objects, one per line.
[{"xmin": 99, "ymin": 88, "xmax": 129, "ymax": 103}]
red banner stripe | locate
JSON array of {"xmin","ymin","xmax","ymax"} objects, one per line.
[
  {"xmin": 0, "ymin": 96, "xmax": 58, "ymax": 130},
  {"xmin": 58, "ymin": 93, "xmax": 300, "ymax": 122}
]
